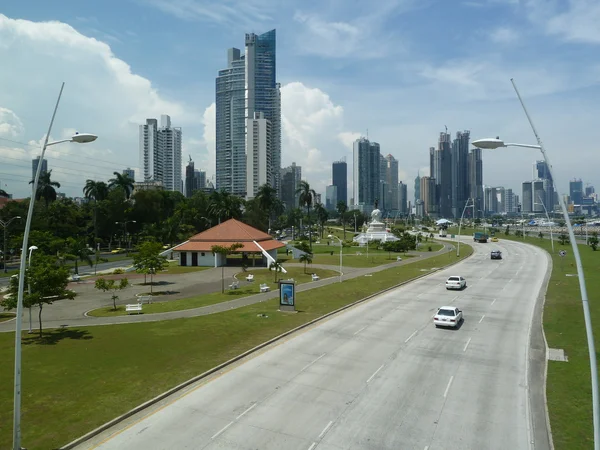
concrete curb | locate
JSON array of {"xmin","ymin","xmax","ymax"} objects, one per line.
[{"xmin": 61, "ymin": 245, "xmax": 473, "ymax": 450}]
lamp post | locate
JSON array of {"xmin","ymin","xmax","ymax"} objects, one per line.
[
  {"xmin": 12, "ymin": 82, "xmax": 97, "ymax": 450},
  {"xmin": 472, "ymin": 78, "xmax": 598, "ymax": 450},
  {"xmin": 456, "ymin": 198, "xmax": 473, "ymax": 257},
  {"xmin": 26, "ymin": 246, "xmax": 38, "ymax": 334},
  {"xmin": 328, "ymin": 234, "xmax": 343, "ymax": 283},
  {"xmin": 115, "ymin": 220, "xmax": 136, "ymax": 253},
  {"xmin": 535, "ymin": 194, "xmax": 555, "ymax": 253},
  {"xmin": 0, "ymin": 216, "xmax": 21, "ymax": 273}
]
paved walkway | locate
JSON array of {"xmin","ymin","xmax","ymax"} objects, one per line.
[{"xmin": 0, "ymin": 245, "xmax": 454, "ymax": 331}]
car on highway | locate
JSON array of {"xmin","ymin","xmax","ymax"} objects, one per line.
[
  {"xmin": 434, "ymin": 306, "xmax": 463, "ymax": 328},
  {"xmin": 491, "ymin": 237, "xmax": 498, "ymax": 242},
  {"xmin": 445, "ymin": 276, "xmax": 466, "ymax": 290},
  {"xmin": 491, "ymin": 250, "xmax": 502, "ymax": 260}
]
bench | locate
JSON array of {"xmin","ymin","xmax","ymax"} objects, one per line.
[
  {"xmin": 356, "ymin": 252, "xmax": 362, "ymax": 256},
  {"xmin": 71, "ymin": 274, "xmax": 80, "ymax": 282},
  {"xmin": 311, "ymin": 274, "xmax": 320, "ymax": 281},
  {"xmin": 138, "ymin": 295, "xmax": 153, "ymax": 304},
  {"xmin": 396, "ymin": 256, "xmax": 402, "ymax": 261},
  {"xmin": 259, "ymin": 283, "xmax": 270, "ymax": 293},
  {"xmin": 125, "ymin": 304, "xmax": 142, "ymax": 314},
  {"xmin": 228, "ymin": 281, "xmax": 240, "ymax": 290},
  {"xmin": 246, "ymin": 274, "xmax": 254, "ymax": 282}
]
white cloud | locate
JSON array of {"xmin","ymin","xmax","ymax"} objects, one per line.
[
  {"xmin": 0, "ymin": 108, "xmax": 25, "ymax": 138},
  {"xmin": 489, "ymin": 26, "xmax": 520, "ymax": 43},
  {"xmin": 194, "ymin": 103, "xmax": 216, "ymax": 182}
]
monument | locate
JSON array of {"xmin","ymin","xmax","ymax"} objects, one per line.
[{"xmin": 353, "ymin": 201, "xmax": 399, "ymax": 245}]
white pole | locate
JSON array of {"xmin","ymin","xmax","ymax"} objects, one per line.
[
  {"xmin": 456, "ymin": 198, "xmax": 472, "ymax": 257},
  {"xmin": 13, "ymin": 82, "xmax": 65, "ymax": 450},
  {"xmin": 512, "ymin": 78, "xmax": 599, "ymax": 450},
  {"xmin": 27, "ymin": 248, "xmax": 33, "ymax": 334}
]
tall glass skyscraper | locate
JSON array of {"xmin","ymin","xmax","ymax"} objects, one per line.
[
  {"xmin": 332, "ymin": 160, "xmax": 347, "ymax": 206},
  {"xmin": 353, "ymin": 137, "xmax": 380, "ymax": 214}
]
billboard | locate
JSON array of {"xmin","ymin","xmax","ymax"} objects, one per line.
[{"xmin": 279, "ymin": 280, "xmax": 296, "ymax": 312}]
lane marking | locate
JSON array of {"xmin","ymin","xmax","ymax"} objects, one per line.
[
  {"xmin": 308, "ymin": 443, "xmax": 317, "ymax": 450},
  {"xmin": 516, "ymin": 270, "xmax": 520, "ymax": 277},
  {"xmin": 404, "ymin": 330, "xmax": 418, "ymax": 343},
  {"xmin": 443, "ymin": 376, "xmax": 454, "ymax": 398},
  {"xmin": 236, "ymin": 403, "xmax": 256, "ymax": 420},
  {"xmin": 463, "ymin": 337, "xmax": 472, "ymax": 352},
  {"xmin": 479, "ymin": 315, "xmax": 485, "ymax": 323},
  {"xmin": 367, "ymin": 364, "xmax": 385, "ymax": 383},
  {"xmin": 424, "ymin": 447, "xmax": 429, "ymax": 450},
  {"xmin": 211, "ymin": 421, "xmax": 234, "ymax": 439},
  {"xmin": 491, "ymin": 298, "xmax": 497, "ymax": 306},
  {"xmin": 353, "ymin": 326, "xmax": 367, "ymax": 335},
  {"xmin": 319, "ymin": 420, "xmax": 333, "ymax": 438},
  {"xmin": 301, "ymin": 353, "xmax": 326, "ymax": 372}
]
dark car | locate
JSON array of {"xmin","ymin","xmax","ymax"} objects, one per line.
[{"xmin": 491, "ymin": 250, "xmax": 502, "ymax": 260}]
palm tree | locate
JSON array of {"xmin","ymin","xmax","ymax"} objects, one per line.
[
  {"xmin": 337, "ymin": 201, "xmax": 348, "ymax": 240},
  {"xmin": 108, "ymin": 172, "xmax": 134, "ymax": 200},
  {"xmin": 255, "ymin": 184, "xmax": 280, "ymax": 231},
  {"xmin": 269, "ymin": 261, "xmax": 282, "ymax": 282},
  {"xmin": 84, "ymin": 180, "xmax": 109, "ymax": 240},
  {"xmin": 0, "ymin": 188, "xmax": 8, "ymax": 198},
  {"xmin": 208, "ymin": 190, "xmax": 244, "ymax": 224},
  {"xmin": 64, "ymin": 237, "xmax": 93, "ymax": 275},
  {"xmin": 314, "ymin": 203, "xmax": 328, "ymax": 239},
  {"xmin": 296, "ymin": 181, "xmax": 316, "ymax": 249},
  {"xmin": 30, "ymin": 170, "xmax": 61, "ymax": 208},
  {"xmin": 298, "ymin": 253, "xmax": 313, "ymax": 274}
]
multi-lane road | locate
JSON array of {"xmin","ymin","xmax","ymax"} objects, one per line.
[{"xmin": 80, "ymin": 239, "xmax": 551, "ymax": 450}]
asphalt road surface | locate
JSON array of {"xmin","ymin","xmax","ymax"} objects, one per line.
[{"xmin": 81, "ymin": 239, "xmax": 550, "ymax": 450}]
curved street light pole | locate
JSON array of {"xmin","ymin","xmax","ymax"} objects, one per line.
[
  {"xmin": 0, "ymin": 216, "xmax": 21, "ymax": 273},
  {"xmin": 471, "ymin": 78, "xmax": 599, "ymax": 450}
]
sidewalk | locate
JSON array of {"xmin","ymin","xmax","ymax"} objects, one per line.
[{"xmin": 0, "ymin": 245, "xmax": 454, "ymax": 331}]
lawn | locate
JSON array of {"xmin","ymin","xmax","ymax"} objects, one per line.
[
  {"xmin": 0, "ymin": 312, "xmax": 15, "ymax": 323},
  {"xmin": 0, "ymin": 243, "xmax": 473, "ymax": 450},
  {"xmin": 450, "ymin": 228, "xmax": 600, "ymax": 449},
  {"xmin": 87, "ymin": 267, "xmax": 339, "ymax": 317}
]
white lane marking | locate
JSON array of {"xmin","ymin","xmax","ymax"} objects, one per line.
[
  {"xmin": 491, "ymin": 298, "xmax": 497, "ymax": 306},
  {"xmin": 301, "ymin": 353, "xmax": 326, "ymax": 372},
  {"xmin": 308, "ymin": 443, "xmax": 317, "ymax": 450},
  {"xmin": 516, "ymin": 270, "xmax": 520, "ymax": 276},
  {"xmin": 236, "ymin": 403, "xmax": 256, "ymax": 420},
  {"xmin": 211, "ymin": 421, "xmax": 234, "ymax": 439},
  {"xmin": 463, "ymin": 337, "xmax": 472, "ymax": 352},
  {"xmin": 367, "ymin": 364, "xmax": 385, "ymax": 383},
  {"xmin": 353, "ymin": 326, "xmax": 367, "ymax": 335},
  {"xmin": 319, "ymin": 420, "xmax": 333, "ymax": 438},
  {"xmin": 424, "ymin": 446, "xmax": 429, "ymax": 450},
  {"xmin": 479, "ymin": 315, "xmax": 485, "ymax": 323},
  {"xmin": 452, "ymin": 295, "xmax": 459, "ymax": 302},
  {"xmin": 443, "ymin": 376, "xmax": 454, "ymax": 398},
  {"xmin": 404, "ymin": 330, "xmax": 418, "ymax": 343}
]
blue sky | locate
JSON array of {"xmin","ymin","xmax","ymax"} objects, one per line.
[{"xmin": 0, "ymin": 0, "xmax": 599, "ymax": 202}]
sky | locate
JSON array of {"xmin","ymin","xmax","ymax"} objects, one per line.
[{"xmin": 0, "ymin": 0, "xmax": 599, "ymax": 203}]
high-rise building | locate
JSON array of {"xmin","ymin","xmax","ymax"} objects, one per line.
[
  {"xmin": 497, "ymin": 187, "xmax": 506, "ymax": 213},
  {"xmin": 195, "ymin": 169, "xmax": 206, "ymax": 191},
  {"xmin": 398, "ymin": 181, "xmax": 408, "ymax": 214},
  {"xmin": 185, "ymin": 157, "xmax": 195, "ymax": 198},
  {"xmin": 420, "ymin": 176, "xmax": 436, "ymax": 216},
  {"xmin": 414, "ymin": 173, "xmax": 421, "ymax": 205},
  {"xmin": 245, "ymin": 30, "xmax": 281, "ymax": 195},
  {"xmin": 506, "ymin": 188, "xmax": 515, "ymax": 214},
  {"xmin": 430, "ymin": 132, "xmax": 452, "ymax": 218},
  {"xmin": 215, "ymin": 47, "xmax": 246, "ymax": 195},
  {"xmin": 32, "ymin": 156, "xmax": 48, "ymax": 181},
  {"xmin": 468, "ymin": 147, "xmax": 484, "ymax": 218},
  {"xmin": 585, "ymin": 185, "xmax": 595, "ymax": 197},
  {"xmin": 484, "ymin": 187, "xmax": 498, "ymax": 214},
  {"xmin": 246, "ymin": 112, "xmax": 272, "ymax": 199},
  {"xmin": 533, "ymin": 180, "xmax": 545, "ymax": 213},
  {"xmin": 535, "ymin": 161, "xmax": 555, "ymax": 212},
  {"xmin": 332, "ymin": 160, "xmax": 347, "ymax": 206},
  {"xmin": 570, "ymin": 178, "xmax": 584, "ymax": 205},
  {"xmin": 451, "ymin": 131, "xmax": 470, "ymax": 218},
  {"xmin": 382, "ymin": 154, "xmax": 399, "ymax": 212},
  {"xmin": 122, "ymin": 168, "xmax": 135, "ymax": 181},
  {"xmin": 353, "ymin": 137, "xmax": 380, "ymax": 214},
  {"xmin": 325, "ymin": 185, "xmax": 338, "ymax": 211},
  {"xmin": 522, "ymin": 181, "xmax": 533, "ymax": 213},
  {"xmin": 281, "ymin": 162, "xmax": 301, "ymax": 209},
  {"xmin": 139, "ymin": 115, "xmax": 182, "ymax": 193}
]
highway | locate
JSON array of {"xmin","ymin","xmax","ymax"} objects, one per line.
[{"xmin": 82, "ymin": 239, "xmax": 551, "ymax": 450}]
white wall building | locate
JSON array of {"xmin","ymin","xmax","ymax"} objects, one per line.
[{"xmin": 246, "ymin": 112, "xmax": 272, "ymax": 199}]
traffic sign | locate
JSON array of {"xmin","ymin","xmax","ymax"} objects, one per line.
[{"xmin": 559, "ymin": 250, "xmax": 567, "ymax": 257}]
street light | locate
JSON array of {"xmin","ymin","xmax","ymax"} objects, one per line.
[
  {"xmin": 535, "ymin": 194, "xmax": 555, "ymax": 253},
  {"xmin": 328, "ymin": 234, "xmax": 343, "ymax": 283},
  {"xmin": 12, "ymin": 82, "xmax": 97, "ymax": 450},
  {"xmin": 456, "ymin": 198, "xmax": 473, "ymax": 257},
  {"xmin": 27, "ymin": 246, "xmax": 38, "ymax": 334},
  {"xmin": 0, "ymin": 216, "xmax": 21, "ymax": 273},
  {"xmin": 472, "ymin": 78, "xmax": 598, "ymax": 449}
]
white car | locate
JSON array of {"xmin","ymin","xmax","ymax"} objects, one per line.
[
  {"xmin": 445, "ymin": 276, "xmax": 466, "ymax": 290},
  {"xmin": 434, "ymin": 306, "xmax": 463, "ymax": 328}
]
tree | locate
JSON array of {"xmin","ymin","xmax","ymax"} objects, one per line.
[
  {"xmin": 269, "ymin": 261, "xmax": 283, "ymax": 282},
  {"xmin": 208, "ymin": 190, "xmax": 244, "ymax": 224},
  {"xmin": 210, "ymin": 243, "xmax": 244, "ymax": 293},
  {"xmin": 108, "ymin": 172, "xmax": 135, "ymax": 200},
  {"xmin": 84, "ymin": 179, "xmax": 109, "ymax": 240},
  {"xmin": 1, "ymin": 254, "xmax": 73, "ymax": 337},
  {"xmin": 314, "ymin": 203, "xmax": 328, "ymax": 239},
  {"xmin": 296, "ymin": 180, "xmax": 316, "ymax": 250},
  {"xmin": 538, "ymin": 231, "xmax": 544, "ymax": 239},
  {"xmin": 559, "ymin": 233, "xmax": 569, "ymax": 245},
  {"xmin": 298, "ymin": 253, "xmax": 313, "ymax": 274},
  {"xmin": 94, "ymin": 277, "xmax": 129, "ymax": 311},
  {"xmin": 337, "ymin": 201, "xmax": 348, "ymax": 240},
  {"xmin": 255, "ymin": 184, "xmax": 282, "ymax": 231},
  {"xmin": 133, "ymin": 241, "xmax": 168, "ymax": 293},
  {"xmin": 30, "ymin": 169, "xmax": 61, "ymax": 208},
  {"xmin": 64, "ymin": 237, "xmax": 93, "ymax": 275},
  {"xmin": 589, "ymin": 232, "xmax": 598, "ymax": 251},
  {"xmin": 505, "ymin": 225, "xmax": 510, "ymax": 236}
]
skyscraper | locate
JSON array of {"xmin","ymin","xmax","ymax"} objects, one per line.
[
  {"xmin": 139, "ymin": 115, "xmax": 182, "ymax": 192},
  {"xmin": 414, "ymin": 173, "xmax": 421, "ymax": 205},
  {"xmin": 431, "ymin": 132, "xmax": 452, "ymax": 218},
  {"xmin": 185, "ymin": 157, "xmax": 195, "ymax": 198},
  {"xmin": 522, "ymin": 181, "xmax": 533, "ymax": 213},
  {"xmin": 281, "ymin": 162, "xmax": 301, "ymax": 209},
  {"xmin": 325, "ymin": 185, "xmax": 338, "ymax": 211},
  {"xmin": 122, "ymin": 168, "xmax": 135, "ymax": 181},
  {"xmin": 382, "ymin": 154, "xmax": 399, "ymax": 212},
  {"xmin": 536, "ymin": 160, "xmax": 555, "ymax": 212},
  {"xmin": 32, "ymin": 156, "xmax": 48, "ymax": 181},
  {"xmin": 246, "ymin": 112, "xmax": 272, "ymax": 199},
  {"xmin": 332, "ymin": 159, "xmax": 347, "ymax": 206},
  {"xmin": 533, "ymin": 180, "xmax": 545, "ymax": 213},
  {"xmin": 353, "ymin": 137, "xmax": 380, "ymax": 213},
  {"xmin": 451, "ymin": 131, "xmax": 470, "ymax": 218},
  {"xmin": 569, "ymin": 178, "xmax": 584, "ymax": 205},
  {"xmin": 468, "ymin": 147, "xmax": 484, "ymax": 218},
  {"xmin": 506, "ymin": 188, "xmax": 515, "ymax": 214},
  {"xmin": 398, "ymin": 181, "xmax": 408, "ymax": 214},
  {"xmin": 420, "ymin": 176, "xmax": 436, "ymax": 216}
]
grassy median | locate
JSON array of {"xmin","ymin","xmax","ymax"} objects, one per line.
[{"xmin": 0, "ymin": 244, "xmax": 471, "ymax": 450}]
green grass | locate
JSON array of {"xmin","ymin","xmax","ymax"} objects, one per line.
[
  {"xmin": 87, "ymin": 267, "xmax": 339, "ymax": 317},
  {"xmin": 0, "ymin": 244, "xmax": 472, "ymax": 450},
  {"xmin": 0, "ymin": 312, "xmax": 15, "ymax": 323},
  {"xmin": 450, "ymin": 227, "xmax": 600, "ymax": 449}
]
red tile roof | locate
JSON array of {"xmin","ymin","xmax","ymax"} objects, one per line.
[{"xmin": 172, "ymin": 219, "xmax": 285, "ymax": 253}]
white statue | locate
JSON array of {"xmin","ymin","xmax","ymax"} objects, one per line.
[{"xmin": 371, "ymin": 200, "xmax": 382, "ymax": 223}]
